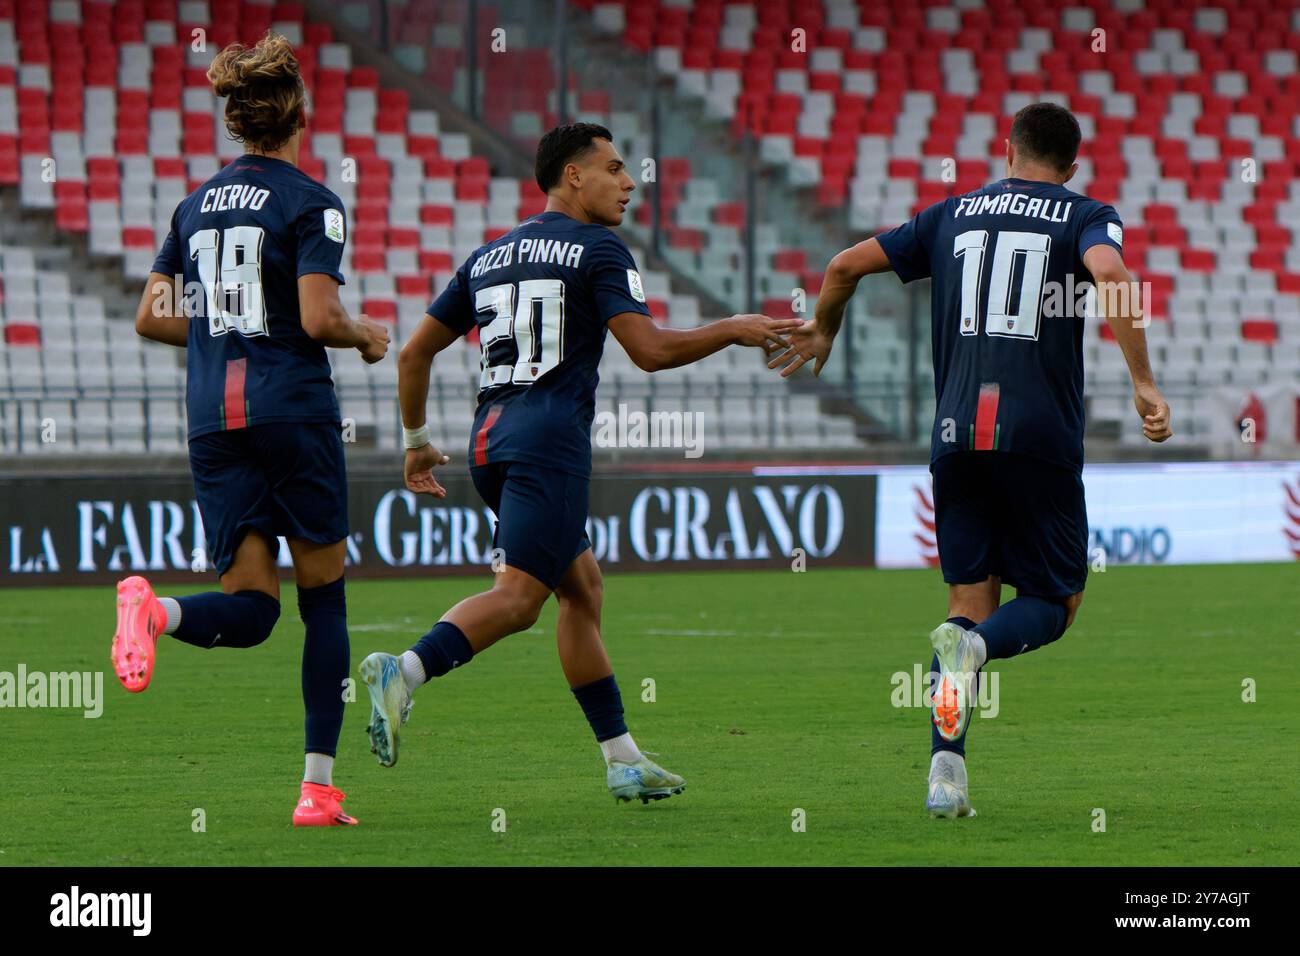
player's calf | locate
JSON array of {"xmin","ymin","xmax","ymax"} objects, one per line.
[
  {"xmin": 299, "ymin": 576, "xmax": 349, "ymax": 783},
  {"xmin": 967, "ymin": 594, "xmax": 1070, "ymax": 661},
  {"xmin": 492, "ymin": 589, "xmax": 546, "ymax": 636},
  {"xmin": 111, "ymin": 578, "xmax": 281, "ymax": 692},
  {"xmin": 167, "ymin": 590, "xmax": 281, "ymax": 649},
  {"xmin": 555, "ymin": 551, "xmax": 611, "ymax": 687}
]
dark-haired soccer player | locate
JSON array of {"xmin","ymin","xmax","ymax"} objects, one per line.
[
  {"xmin": 772, "ymin": 102, "xmax": 1173, "ymax": 818},
  {"xmin": 359, "ymin": 123, "xmax": 795, "ymax": 803},
  {"xmin": 114, "ymin": 33, "xmax": 390, "ymax": 826}
]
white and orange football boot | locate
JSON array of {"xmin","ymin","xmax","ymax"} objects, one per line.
[
  {"xmin": 929, "ymin": 621, "xmax": 981, "ymax": 743},
  {"xmin": 112, "ymin": 575, "xmax": 168, "ymax": 693},
  {"xmin": 292, "ymin": 782, "xmax": 358, "ymax": 826}
]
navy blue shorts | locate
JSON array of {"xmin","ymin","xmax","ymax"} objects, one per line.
[
  {"xmin": 470, "ymin": 460, "xmax": 591, "ymax": 591},
  {"xmin": 931, "ymin": 451, "xmax": 1088, "ymax": 599},
  {"xmin": 188, "ymin": 421, "xmax": 348, "ymax": 576}
]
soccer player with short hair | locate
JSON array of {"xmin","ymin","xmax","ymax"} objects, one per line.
[
  {"xmin": 358, "ymin": 123, "xmax": 797, "ymax": 803},
  {"xmin": 113, "ymin": 33, "xmax": 390, "ymax": 826},
  {"xmin": 772, "ymin": 102, "xmax": 1173, "ymax": 817}
]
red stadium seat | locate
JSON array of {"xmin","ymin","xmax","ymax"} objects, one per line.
[
  {"xmin": 361, "ymin": 299, "xmax": 398, "ymax": 322},
  {"xmin": 5, "ymin": 323, "xmax": 41, "ymax": 346}
]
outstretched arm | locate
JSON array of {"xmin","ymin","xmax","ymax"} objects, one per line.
[
  {"xmin": 1082, "ymin": 244, "xmax": 1172, "ymax": 443},
  {"xmin": 769, "ymin": 237, "xmax": 893, "ymax": 377},
  {"xmin": 607, "ymin": 312, "xmax": 798, "ymax": 372},
  {"xmin": 397, "ymin": 313, "xmax": 463, "ymax": 497}
]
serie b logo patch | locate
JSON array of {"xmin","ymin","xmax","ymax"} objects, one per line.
[
  {"xmin": 1106, "ymin": 222, "xmax": 1123, "ymax": 247},
  {"xmin": 627, "ymin": 269, "xmax": 646, "ymax": 303},
  {"xmin": 324, "ymin": 208, "xmax": 345, "ymax": 244}
]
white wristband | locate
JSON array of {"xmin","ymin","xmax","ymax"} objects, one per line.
[{"xmin": 402, "ymin": 424, "xmax": 431, "ymax": 449}]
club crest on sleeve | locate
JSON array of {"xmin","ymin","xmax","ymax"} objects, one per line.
[
  {"xmin": 627, "ymin": 268, "xmax": 645, "ymax": 302},
  {"xmin": 324, "ymin": 208, "xmax": 345, "ymax": 243}
]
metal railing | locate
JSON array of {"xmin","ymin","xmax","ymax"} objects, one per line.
[
  {"xmin": 1, "ymin": 375, "xmax": 1221, "ymax": 459},
  {"xmin": 0, "ymin": 377, "xmax": 885, "ymax": 455}
]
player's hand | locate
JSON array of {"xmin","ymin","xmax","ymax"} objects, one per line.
[
  {"xmin": 1133, "ymin": 382, "xmax": 1172, "ymax": 442},
  {"xmin": 404, "ymin": 443, "xmax": 450, "ymax": 498},
  {"xmin": 768, "ymin": 320, "xmax": 834, "ymax": 378},
  {"xmin": 357, "ymin": 314, "xmax": 390, "ymax": 365},
  {"xmin": 729, "ymin": 313, "xmax": 801, "ymax": 353}
]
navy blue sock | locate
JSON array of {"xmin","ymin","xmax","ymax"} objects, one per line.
[
  {"xmin": 410, "ymin": 621, "xmax": 474, "ymax": 679},
  {"xmin": 571, "ymin": 674, "xmax": 628, "ymax": 742},
  {"xmin": 929, "ymin": 618, "xmax": 977, "ymax": 757},
  {"xmin": 972, "ymin": 596, "xmax": 1068, "ymax": 661},
  {"xmin": 299, "ymin": 576, "xmax": 349, "ymax": 758},
  {"xmin": 172, "ymin": 590, "xmax": 280, "ymax": 649}
]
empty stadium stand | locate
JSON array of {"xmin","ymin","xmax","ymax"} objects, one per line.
[
  {"xmin": 0, "ymin": 0, "xmax": 866, "ymax": 455},
  {"xmin": 567, "ymin": 0, "xmax": 1300, "ymax": 442}
]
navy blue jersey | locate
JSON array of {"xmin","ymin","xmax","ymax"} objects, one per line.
[
  {"xmin": 152, "ymin": 155, "xmax": 346, "ymax": 439},
  {"xmin": 877, "ymin": 177, "xmax": 1124, "ymax": 472},
  {"xmin": 428, "ymin": 210, "xmax": 652, "ymax": 477}
]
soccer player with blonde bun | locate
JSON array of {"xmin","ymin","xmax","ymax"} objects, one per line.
[{"xmin": 113, "ymin": 33, "xmax": 389, "ymax": 826}]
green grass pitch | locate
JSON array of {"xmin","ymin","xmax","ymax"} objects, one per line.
[{"xmin": 1, "ymin": 563, "xmax": 1295, "ymax": 866}]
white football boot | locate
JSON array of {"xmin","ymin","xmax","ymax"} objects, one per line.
[
  {"xmin": 359, "ymin": 652, "xmax": 413, "ymax": 768},
  {"xmin": 926, "ymin": 752, "xmax": 976, "ymax": 819},
  {"xmin": 607, "ymin": 754, "xmax": 686, "ymax": 804}
]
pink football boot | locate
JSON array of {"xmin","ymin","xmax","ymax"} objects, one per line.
[
  {"xmin": 292, "ymin": 782, "xmax": 359, "ymax": 826},
  {"xmin": 112, "ymin": 576, "xmax": 167, "ymax": 693}
]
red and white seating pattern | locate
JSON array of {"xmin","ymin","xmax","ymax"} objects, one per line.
[
  {"xmin": 369, "ymin": 0, "xmax": 832, "ymax": 318},
  {"xmin": 0, "ymin": 0, "xmax": 864, "ymax": 453},
  {"xmin": 578, "ymin": 0, "xmax": 1300, "ymax": 441}
]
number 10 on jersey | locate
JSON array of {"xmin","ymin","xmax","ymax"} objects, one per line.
[{"xmin": 954, "ymin": 229, "xmax": 1051, "ymax": 340}]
